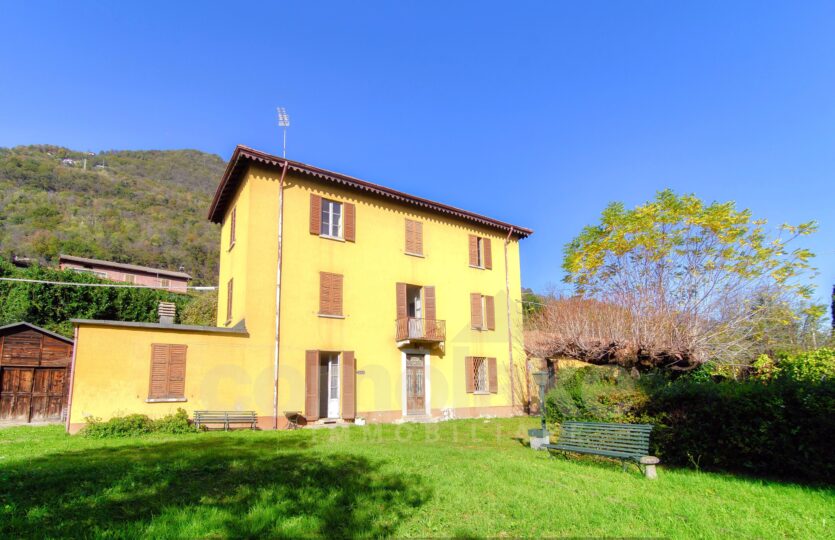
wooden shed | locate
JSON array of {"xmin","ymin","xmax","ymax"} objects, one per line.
[{"xmin": 0, "ymin": 323, "xmax": 74, "ymax": 423}]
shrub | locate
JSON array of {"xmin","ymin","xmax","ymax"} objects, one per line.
[
  {"xmin": 82, "ymin": 413, "xmax": 155, "ymax": 438},
  {"xmin": 543, "ymin": 350, "xmax": 835, "ymax": 483},
  {"xmin": 544, "ymin": 366, "xmax": 656, "ymax": 424},
  {"xmin": 153, "ymin": 408, "xmax": 198, "ymax": 434},
  {"xmin": 647, "ymin": 376, "xmax": 835, "ymax": 482},
  {"xmin": 82, "ymin": 408, "xmax": 197, "ymax": 438}
]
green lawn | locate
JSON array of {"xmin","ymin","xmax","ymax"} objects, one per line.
[{"xmin": 0, "ymin": 418, "xmax": 831, "ymax": 539}]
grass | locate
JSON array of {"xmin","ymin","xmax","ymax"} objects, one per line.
[{"xmin": 0, "ymin": 418, "xmax": 832, "ymax": 539}]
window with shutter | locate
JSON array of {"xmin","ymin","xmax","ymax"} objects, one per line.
[
  {"xmin": 471, "ymin": 294, "xmax": 495, "ymax": 331},
  {"xmin": 148, "ymin": 344, "xmax": 187, "ymax": 400},
  {"xmin": 468, "ymin": 235, "xmax": 492, "ymax": 269},
  {"xmin": 319, "ymin": 272, "xmax": 344, "ymax": 316}
]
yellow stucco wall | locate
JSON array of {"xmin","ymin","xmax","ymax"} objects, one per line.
[
  {"xmin": 69, "ymin": 162, "xmax": 527, "ymax": 429},
  {"xmin": 217, "ymin": 166, "xmax": 526, "ymax": 420},
  {"xmin": 68, "ymin": 324, "xmax": 265, "ymax": 428}
]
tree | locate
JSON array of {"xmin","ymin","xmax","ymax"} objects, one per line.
[{"xmin": 537, "ymin": 190, "xmax": 820, "ymax": 368}]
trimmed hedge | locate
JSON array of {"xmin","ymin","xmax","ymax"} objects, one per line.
[{"xmin": 544, "ymin": 350, "xmax": 835, "ymax": 483}]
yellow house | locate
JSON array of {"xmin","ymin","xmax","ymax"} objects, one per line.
[{"xmin": 66, "ymin": 146, "xmax": 532, "ymax": 432}]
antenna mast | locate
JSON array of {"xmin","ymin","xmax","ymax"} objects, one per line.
[{"xmin": 277, "ymin": 107, "xmax": 290, "ymax": 158}]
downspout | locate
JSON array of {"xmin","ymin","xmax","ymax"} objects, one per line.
[
  {"xmin": 273, "ymin": 160, "xmax": 289, "ymax": 429},
  {"xmin": 503, "ymin": 226, "xmax": 516, "ymax": 413},
  {"xmin": 64, "ymin": 325, "xmax": 79, "ymax": 433}
]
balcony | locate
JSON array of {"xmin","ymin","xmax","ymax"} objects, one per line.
[{"xmin": 395, "ymin": 317, "xmax": 446, "ymax": 348}]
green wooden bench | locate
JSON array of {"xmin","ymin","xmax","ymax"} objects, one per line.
[
  {"xmin": 545, "ymin": 421, "xmax": 659, "ymax": 478},
  {"xmin": 194, "ymin": 410, "xmax": 258, "ymax": 431}
]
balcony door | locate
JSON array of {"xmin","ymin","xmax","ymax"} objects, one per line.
[{"xmin": 407, "ymin": 285, "xmax": 422, "ymax": 318}]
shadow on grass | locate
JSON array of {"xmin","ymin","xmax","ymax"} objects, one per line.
[{"xmin": 0, "ymin": 436, "xmax": 431, "ymax": 538}]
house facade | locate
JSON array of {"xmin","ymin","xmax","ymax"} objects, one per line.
[
  {"xmin": 66, "ymin": 146, "xmax": 531, "ymax": 432},
  {"xmin": 59, "ymin": 254, "xmax": 191, "ymax": 293}
]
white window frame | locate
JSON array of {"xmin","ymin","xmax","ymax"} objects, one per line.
[{"xmin": 320, "ymin": 198, "xmax": 343, "ymax": 239}]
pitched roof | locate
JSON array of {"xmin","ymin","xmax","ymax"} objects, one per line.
[
  {"xmin": 59, "ymin": 255, "xmax": 192, "ymax": 280},
  {"xmin": 207, "ymin": 146, "xmax": 533, "ymax": 238},
  {"xmin": 0, "ymin": 322, "xmax": 74, "ymax": 344}
]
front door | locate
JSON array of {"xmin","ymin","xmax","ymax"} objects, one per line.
[
  {"xmin": 406, "ymin": 354, "xmax": 425, "ymax": 415},
  {"xmin": 326, "ymin": 354, "xmax": 340, "ymax": 419}
]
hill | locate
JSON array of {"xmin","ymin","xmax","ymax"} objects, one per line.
[{"xmin": 0, "ymin": 145, "xmax": 225, "ymax": 284}]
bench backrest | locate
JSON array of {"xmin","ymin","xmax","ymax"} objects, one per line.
[
  {"xmin": 556, "ymin": 421, "xmax": 652, "ymax": 457},
  {"xmin": 194, "ymin": 410, "xmax": 257, "ymax": 421}
]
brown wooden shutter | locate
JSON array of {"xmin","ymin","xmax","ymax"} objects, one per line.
[
  {"xmin": 488, "ymin": 357, "xmax": 498, "ymax": 393},
  {"xmin": 310, "ymin": 194, "xmax": 322, "ymax": 235},
  {"xmin": 167, "ymin": 345, "xmax": 187, "ymax": 398},
  {"xmin": 229, "ymin": 207, "xmax": 236, "ymax": 247},
  {"xmin": 149, "ymin": 344, "xmax": 169, "ymax": 399},
  {"xmin": 396, "ymin": 282, "xmax": 407, "ymax": 319},
  {"xmin": 468, "ymin": 235, "xmax": 479, "ymax": 266},
  {"xmin": 423, "ymin": 286, "xmax": 436, "ymax": 321},
  {"xmin": 344, "ymin": 202, "xmax": 356, "ymax": 242},
  {"xmin": 465, "ymin": 356, "xmax": 475, "ymax": 393},
  {"xmin": 319, "ymin": 272, "xmax": 343, "ymax": 316},
  {"xmin": 484, "ymin": 238, "xmax": 492, "ymax": 269},
  {"xmin": 226, "ymin": 279, "xmax": 233, "ymax": 322},
  {"xmin": 342, "ymin": 351, "xmax": 356, "ymax": 419},
  {"xmin": 406, "ymin": 219, "xmax": 423, "ymax": 255},
  {"xmin": 305, "ymin": 350, "xmax": 320, "ymax": 420},
  {"xmin": 485, "ymin": 295, "xmax": 495, "ymax": 330},
  {"xmin": 405, "ymin": 219, "xmax": 423, "ymax": 254},
  {"xmin": 414, "ymin": 220, "xmax": 423, "ymax": 255},
  {"xmin": 148, "ymin": 344, "xmax": 187, "ymax": 399},
  {"xmin": 470, "ymin": 293, "xmax": 483, "ymax": 329}
]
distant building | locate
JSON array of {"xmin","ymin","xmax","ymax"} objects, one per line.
[
  {"xmin": 61, "ymin": 158, "xmax": 75, "ymax": 166},
  {"xmin": 58, "ymin": 254, "xmax": 191, "ymax": 293}
]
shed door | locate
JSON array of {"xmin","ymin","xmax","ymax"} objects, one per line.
[
  {"xmin": 30, "ymin": 369, "xmax": 67, "ymax": 421},
  {"xmin": 0, "ymin": 367, "xmax": 66, "ymax": 423},
  {"xmin": 0, "ymin": 368, "xmax": 34, "ymax": 422}
]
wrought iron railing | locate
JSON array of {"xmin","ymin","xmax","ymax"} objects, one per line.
[{"xmin": 395, "ymin": 317, "xmax": 446, "ymax": 342}]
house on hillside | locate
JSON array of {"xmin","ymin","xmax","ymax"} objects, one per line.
[
  {"xmin": 65, "ymin": 145, "xmax": 532, "ymax": 432},
  {"xmin": 0, "ymin": 323, "xmax": 74, "ymax": 424},
  {"xmin": 59, "ymin": 255, "xmax": 191, "ymax": 293}
]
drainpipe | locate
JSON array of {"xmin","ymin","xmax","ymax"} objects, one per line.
[
  {"xmin": 504, "ymin": 226, "xmax": 516, "ymax": 413},
  {"xmin": 273, "ymin": 160, "xmax": 289, "ymax": 429},
  {"xmin": 64, "ymin": 325, "xmax": 79, "ymax": 433}
]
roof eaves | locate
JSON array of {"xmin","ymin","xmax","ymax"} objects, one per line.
[
  {"xmin": 207, "ymin": 146, "xmax": 533, "ymax": 238},
  {"xmin": 72, "ymin": 319, "xmax": 249, "ymax": 335}
]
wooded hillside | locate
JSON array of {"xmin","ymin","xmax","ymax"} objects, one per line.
[{"xmin": 0, "ymin": 145, "xmax": 225, "ymax": 284}]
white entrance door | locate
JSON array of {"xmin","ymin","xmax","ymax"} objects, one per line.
[{"xmin": 327, "ymin": 355, "xmax": 340, "ymax": 419}]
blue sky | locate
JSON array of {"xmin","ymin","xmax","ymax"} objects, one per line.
[{"xmin": 2, "ymin": 2, "xmax": 833, "ymax": 303}]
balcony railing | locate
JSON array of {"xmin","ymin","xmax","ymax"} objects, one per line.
[{"xmin": 395, "ymin": 317, "xmax": 446, "ymax": 343}]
